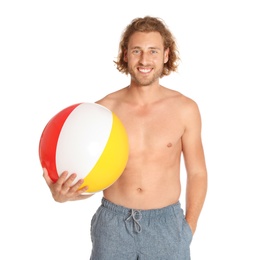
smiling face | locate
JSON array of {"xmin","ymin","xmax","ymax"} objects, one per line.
[{"xmin": 124, "ymin": 31, "xmax": 169, "ymax": 87}]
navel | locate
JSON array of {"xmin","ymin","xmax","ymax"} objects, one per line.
[
  {"xmin": 167, "ymin": 142, "xmax": 172, "ymax": 148},
  {"xmin": 137, "ymin": 188, "xmax": 143, "ymax": 192}
]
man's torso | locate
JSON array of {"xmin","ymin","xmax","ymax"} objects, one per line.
[{"xmin": 97, "ymin": 86, "xmax": 191, "ymax": 209}]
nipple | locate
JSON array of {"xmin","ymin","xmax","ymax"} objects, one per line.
[{"xmin": 167, "ymin": 143, "xmax": 172, "ymax": 148}]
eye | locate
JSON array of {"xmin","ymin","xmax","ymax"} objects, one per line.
[
  {"xmin": 151, "ymin": 49, "xmax": 158, "ymax": 54},
  {"xmin": 132, "ymin": 49, "xmax": 141, "ymax": 54}
]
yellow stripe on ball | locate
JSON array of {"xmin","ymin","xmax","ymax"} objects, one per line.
[{"xmin": 80, "ymin": 113, "xmax": 129, "ymax": 192}]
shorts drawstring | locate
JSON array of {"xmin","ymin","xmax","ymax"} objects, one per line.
[{"xmin": 126, "ymin": 209, "xmax": 142, "ymax": 233}]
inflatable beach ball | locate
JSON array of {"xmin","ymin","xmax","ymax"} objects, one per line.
[{"xmin": 39, "ymin": 102, "xmax": 129, "ymax": 193}]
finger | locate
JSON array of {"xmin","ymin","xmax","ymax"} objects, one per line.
[
  {"xmin": 68, "ymin": 179, "xmax": 86, "ymax": 193},
  {"xmin": 77, "ymin": 185, "xmax": 89, "ymax": 194},
  {"xmin": 69, "ymin": 187, "xmax": 94, "ymax": 201},
  {"xmin": 42, "ymin": 168, "xmax": 53, "ymax": 186},
  {"xmin": 61, "ymin": 173, "xmax": 78, "ymax": 192}
]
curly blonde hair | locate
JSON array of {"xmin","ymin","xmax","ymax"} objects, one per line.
[{"xmin": 114, "ymin": 16, "xmax": 180, "ymax": 77}]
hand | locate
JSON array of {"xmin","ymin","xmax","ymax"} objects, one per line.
[
  {"xmin": 185, "ymin": 218, "xmax": 196, "ymax": 235},
  {"xmin": 43, "ymin": 168, "xmax": 93, "ymax": 202}
]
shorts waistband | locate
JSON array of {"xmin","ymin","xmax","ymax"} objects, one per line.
[{"xmin": 101, "ymin": 197, "xmax": 180, "ymax": 218}]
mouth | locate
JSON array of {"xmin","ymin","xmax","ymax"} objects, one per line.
[{"xmin": 137, "ymin": 67, "xmax": 152, "ymax": 74}]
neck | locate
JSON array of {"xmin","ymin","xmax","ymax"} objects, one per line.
[{"xmin": 126, "ymin": 82, "xmax": 164, "ymax": 106}]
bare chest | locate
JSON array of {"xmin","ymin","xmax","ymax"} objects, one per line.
[{"xmin": 118, "ymin": 106, "xmax": 184, "ymax": 154}]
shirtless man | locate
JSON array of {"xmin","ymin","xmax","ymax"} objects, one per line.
[{"xmin": 43, "ymin": 16, "xmax": 207, "ymax": 259}]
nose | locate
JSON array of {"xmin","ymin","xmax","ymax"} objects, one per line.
[{"xmin": 139, "ymin": 52, "xmax": 150, "ymax": 65}]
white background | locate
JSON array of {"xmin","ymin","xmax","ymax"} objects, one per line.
[{"xmin": 1, "ymin": 0, "xmax": 254, "ymax": 259}]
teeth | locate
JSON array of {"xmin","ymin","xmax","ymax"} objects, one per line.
[{"xmin": 139, "ymin": 68, "xmax": 151, "ymax": 73}]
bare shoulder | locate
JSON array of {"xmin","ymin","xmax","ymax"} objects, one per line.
[
  {"xmin": 164, "ymin": 88, "xmax": 199, "ymax": 111},
  {"xmin": 162, "ymin": 88, "xmax": 202, "ymax": 128},
  {"xmin": 95, "ymin": 87, "xmax": 128, "ymax": 110}
]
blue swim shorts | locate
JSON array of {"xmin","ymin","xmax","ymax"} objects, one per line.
[{"xmin": 90, "ymin": 198, "xmax": 193, "ymax": 260}]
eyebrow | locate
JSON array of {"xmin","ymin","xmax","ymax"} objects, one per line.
[{"xmin": 130, "ymin": 46, "xmax": 161, "ymax": 50}]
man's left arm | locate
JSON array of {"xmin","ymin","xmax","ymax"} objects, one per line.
[{"xmin": 181, "ymin": 100, "xmax": 208, "ymax": 234}]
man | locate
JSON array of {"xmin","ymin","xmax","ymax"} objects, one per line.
[{"xmin": 43, "ymin": 16, "xmax": 207, "ymax": 259}]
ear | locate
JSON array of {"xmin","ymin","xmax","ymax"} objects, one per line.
[
  {"xmin": 123, "ymin": 49, "xmax": 128, "ymax": 62},
  {"xmin": 164, "ymin": 48, "xmax": 169, "ymax": 63}
]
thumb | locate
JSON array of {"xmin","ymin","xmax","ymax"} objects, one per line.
[{"xmin": 42, "ymin": 168, "xmax": 53, "ymax": 186}]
